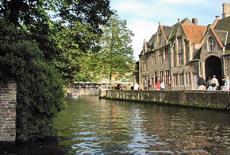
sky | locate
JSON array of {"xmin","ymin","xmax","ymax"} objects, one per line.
[{"xmin": 110, "ymin": 0, "xmax": 229, "ymax": 60}]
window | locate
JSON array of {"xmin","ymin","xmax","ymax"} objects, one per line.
[
  {"xmin": 179, "ymin": 74, "xmax": 184, "ymax": 86},
  {"xmin": 178, "ymin": 37, "xmax": 184, "ymax": 65},
  {"xmin": 185, "ymin": 73, "xmax": 188, "ymax": 85},
  {"xmin": 160, "ymin": 71, "xmax": 164, "ymax": 80},
  {"xmin": 173, "ymin": 44, "xmax": 177, "ymax": 67},
  {"xmin": 173, "ymin": 74, "xmax": 178, "ymax": 86},
  {"xmin": 159, "ymin": 51, "xmax": 164, "ymax": 64},
  {"xmin": 185, "ymin": 41, "xmax": 189, "ymax": 63},
  {"xmin": 165, "ymin": 70, "xmax": 170, "ymax": 85},
  {"xmin": 165, "ymin": 48, "xmax": 169, "ymax": 63},
  {"xmin": 155, "ymin": 72, "xmax": 158, "ymax": 84},
  {"xmin": 208, "ymin": 37, "xmax": 216, "ymax": 51},
  {"xmin": 178, "ymin": 50, "xmax": 184, "ymax": 65},
  {"xmin": 188, "ymin": 73, "xmax": 191, "ymax": 85},
  {"xmin": 185, "ymin": 73, "xmax": 191, "ymax": 85}
]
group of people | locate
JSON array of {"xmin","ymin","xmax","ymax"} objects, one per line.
[
  {"xmin": 142, "ymin": 78, "xmax": 166, "ymax": 90},
  {"xmin": 197, "ymin": 75, "xmax": 229, "ymax": 91},
  {"xmin": 133, "ymin": 80, "xmax": 165, "ymax": 90}
]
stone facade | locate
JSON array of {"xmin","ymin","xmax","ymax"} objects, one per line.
[
  {"xmin": 139, "ymin": 4, "xmax": 230, "ymax": 90},
  {"xmin": 0, "ymin": 81, "xmax": 16, "ymax": 142},
  {"xmin": 223, "ymin": 3, "xmax": 230, "ymax": 18}
]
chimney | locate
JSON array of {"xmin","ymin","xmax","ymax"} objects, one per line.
[
  {"xmin": 192, "ymin": 18, "xmax": 198, "ymax": 25},
  {"xmin": 211, "ymin": 16, "xmax": 220, "ymax": 28},
  {"xmin": 215, "ymin": 16, "xmax": 220, "ymax": 20},
  {"xmin": 223, "ymin": 3, "xmax": 230, "ymax": 18}
]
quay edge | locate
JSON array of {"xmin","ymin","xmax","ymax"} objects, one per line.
[{"xmin": 100, "ymin": 90, "xmax": 230, "ymax": 111}]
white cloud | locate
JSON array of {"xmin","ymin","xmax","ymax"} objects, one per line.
[
  {"xmin": 127, "ymin": 20, "xmax": 158, "ymax": 60},
  {"xmin": 160, "ymin": 0, "xmax": 208, "ymax": 4},
  {"xmin": 113, "ymin": 0, "xmax": 180, "ymax": 19}
]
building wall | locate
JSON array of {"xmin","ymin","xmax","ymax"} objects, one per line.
[
  {"xmin": 139, "ymin": 28, "xmax": 197, "ymax": 90},
  {"xmin": 139, "ymin": 23, "xmax": 230, "ymax": 90},
  {"xmin": 223, "ymin": 54, "xmax": 230, "ymax": 76},
  {"xmin": 0, "ymin": 81, "xmax": 16, "ymax": 142}
]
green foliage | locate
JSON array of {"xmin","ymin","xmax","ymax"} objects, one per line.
[
  {"xmin": 74, "ymin": 53, "xmax": 104, "ymax": 82},
  {"xmin": 99, "ymin": 14, "xmax": 135, "ymax": 80},
  {"xmin": 0, "ymin": 19, "xmax": 64, "ymax": 142},
  {"xmin": 74, "ymin": 14, "xmax": 135, "ymax": 82},
  {"xmin": 0, "ymin": 0, "xmax": 112, "ymax": 82},
  {"xmin": 52, "ymin": 21, "xmax": 99, "ymax": 83}
]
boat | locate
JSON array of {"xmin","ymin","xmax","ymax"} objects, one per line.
[{"xmin": 66, "ymin": 92, "xmax": 79, "ymax": 99}]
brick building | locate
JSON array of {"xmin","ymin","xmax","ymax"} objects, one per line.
[{"xmin": 139, "ymin": 3, "xmax": 230, "ymax": 90}]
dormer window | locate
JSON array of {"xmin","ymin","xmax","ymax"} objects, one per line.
[{"xmin": 208, "ymin": 37, "xmax": 216, "ymax": 51}]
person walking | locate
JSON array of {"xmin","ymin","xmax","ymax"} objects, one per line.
[
  {"xmin": 160, "ymin": 79, "xmax": 165, "ymax": 90},
  {"xmin": 134, "ymin": 83, "xmax": 139, "ymax": 90},
  {"xmin": 197, "ymin": 76, "xmax": 206, "ymax": 90},
  {"xmin": 155, "ymin": 80, "xmax": 160, "ymax": 90},
  {"xmin": 206, "ymin": 77, "xmax": 212, "ymax": 90},
  {"xmin": 211, "ymin": 75, "xmax": 219, "ymax": 90},
  {"xmin": 222, "ymin": 76, "xmax": 230, "ymax": 91}
]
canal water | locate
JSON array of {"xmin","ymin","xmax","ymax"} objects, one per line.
[
  {"xmin": 1, "ymin": 96, "xmax": 230, "ymax": 154},
  {"xmin": 54, "ymin": 96, "xmax": 230, "ymax": 154}
]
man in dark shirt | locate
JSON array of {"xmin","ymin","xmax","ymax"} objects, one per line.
[{"xmin": 197, "ymin": 76, "xmax": 206, "ymax": 90}]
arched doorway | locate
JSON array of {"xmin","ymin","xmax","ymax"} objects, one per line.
[{"xmin": 205, "ymin": 56, "xmax": 222, "ymax": 85}]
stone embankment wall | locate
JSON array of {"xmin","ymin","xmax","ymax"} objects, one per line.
[
  {"xmin": 78, "ymin": 88, "xmax": 99, "ymax": 95},
  {"xmin": 101, "ymin": 90, "xmax": 230, "ymax": 110},
  {"xmin": 0, "ymin": 81, "xmax": 16, "ymax": 142}
]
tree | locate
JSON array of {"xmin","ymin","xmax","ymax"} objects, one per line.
[
  {"xmin": 0, "ymin": 0, "xmax": 112, "ymax": 81},
  {"xmin": 73, "ymin": 14, "xmax": 135, "ymax": 83},
  {"xmin": 99, "ymin": 14, "xmax": 135, "ymax": 86},
  {"xmin": 0, "ymin": 0, "xmax": 112, "ymax": 141},
  {"xmin": 0, "ymin": 19, "xmax": 64, "ymax": 142}
]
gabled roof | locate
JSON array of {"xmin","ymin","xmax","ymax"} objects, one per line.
[
  {"xmin": 214, "ymin": 16, "xmax": 230, "ymax": 50},
  {"xmin": 181, "ymin": 18, "xmax": 192, "ymax": 24},
  {"xmin": 209, "ymin": 28, "xmax": 224, "ymax": 48},
  {"xmin": 169, "ymin": 18, "xmax": 192, "ymax": 40},
  {"xmin": 147, "ymin": 25, "xmax": 172, "ymax": 49},
  {"xmin": 214, "ymin": 30, "xmax": 228, "ymax": 45},
  {"xmin": 162, "ymin": 25, "xmax": 173, "ymax": 41},
  {"xmin": 140, "ymin": 40, "xmax": 148, "ymax": 56},
  {"xmin": 148, "ymin": 34, "xmax": 156, "ymax": 48},
  {"xmin": 181, "ymin": 23, "xmax": 207, "ymax": 44}
]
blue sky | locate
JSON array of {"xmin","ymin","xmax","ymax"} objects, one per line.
[{"xmin": 110, "ymin": 0, "xmax": 229, "ymax": 60}]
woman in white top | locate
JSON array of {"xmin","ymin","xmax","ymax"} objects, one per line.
[
  {"xmin": 211, "ymin": 75, "xmax": 219, "ymax": 90},
  {"xmin": 223, "ymin": 76, "xmax": 230, "ymax": 91},
  {"xmin": 160, "ymin": 80, "xmax": 165, "ymax": 90}
]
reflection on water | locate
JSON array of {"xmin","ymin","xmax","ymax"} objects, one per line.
[
  {"xmin": 1, "ymin": 96, "xmax": 230, "ymax": 155},
  {"xmin": 54, "ymin": 96, "xmax": 230, "ymax": 154}
]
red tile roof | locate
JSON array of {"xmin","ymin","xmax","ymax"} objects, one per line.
[{"xmin": 181, "ymin": 23, "xmax": 207, "ymax": 43}]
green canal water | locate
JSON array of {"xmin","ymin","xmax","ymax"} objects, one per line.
[
  {"xmin": 0, "ymin": 96, "xmax": 230, "ymax": 155},
  {"xmin": 53, "ymin": 96, "xmax": 230, "ymax": 154}
]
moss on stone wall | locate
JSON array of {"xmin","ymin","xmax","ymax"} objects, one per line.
[{"xmin": 104, "ymin": 90, "xmax": 230, "ymax": 110}]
